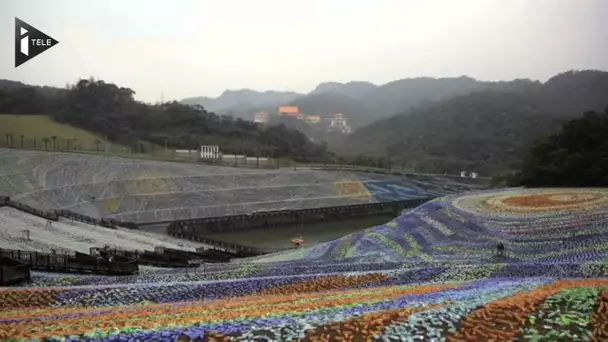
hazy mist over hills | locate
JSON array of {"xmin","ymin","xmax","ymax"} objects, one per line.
[
  {"xmin": 310, "ymin": 81, "xmax": 378, "ymax": 97},
  {"xmin": 181, "ymin": 90, "xmax": 303, "ymax": 114},
  {"xmin": 180, "ymin": 76, "xmax": 543, "ymax": 126}
]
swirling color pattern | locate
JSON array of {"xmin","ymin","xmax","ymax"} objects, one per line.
[{"xmin": 2, "ymin": 188, "xmax": 608, "ymax": 341}]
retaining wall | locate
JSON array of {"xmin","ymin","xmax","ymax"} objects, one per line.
[
  {"xmin": 0, "ymin": 195, "xmax": 139, "ymax": 230},
  {"xmin": 166, "ymin": 198, "xmax": 433, "ymax": 255},
  {"xmin": 93, "ymin": 247, "xmax": 184, "ymax": 268},
  {"xmin": 0, "ymin": 256, "xmax": 31, "ymax": 286},
  {"xmin": 0, "ymin": 248, "xmax": 138, "ymax": 275},
  {"xmin": 167, "ymin": 198, "xmax": 431, "ymax": 235},
  {"xmin": 0, "ymin": 195, "xmax": 59, "ymax": 221},
  {"xmin": 167, "ymin": 232, "xmax": 267, "ymax": 256},
  {"xmin": 188, "ymin": 236, "xmax": 267, "ymax": 256},
  {"xmin": 54, "ymin": 209, "xmax": 138, "ymax": 230},
  {"xmin": 95, "ymin": 246, "xmax": 232, "ymax": 266},
  {"xmin": 55, "ymin": 209, "xmax": 114, "ymax": 228},
  {"xmin": 309, "ymin": 165, "xmax": 491, "ymax": 184},
  {"xmin": 8, "ymin": 199, "xmax": 59, "ymax": 221}
]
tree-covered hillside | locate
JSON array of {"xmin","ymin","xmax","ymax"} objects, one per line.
[
  {"xmin": 3, "ymin": 70, "xmax": 607, "ymax": 174},
  {"xmin": 340, "ymin": 70, "xmax": 608, "ymax": 175},
  {"xmin": 0, "ymin": 78, "xmax": 331, "ymax": 160},
  {"xmin": 181, "ymin": 76, "xmax": 543, "ymax": 127},
  {"xmin": 520, "ymin": 108, "xmax": 608, "ymax": 187}
]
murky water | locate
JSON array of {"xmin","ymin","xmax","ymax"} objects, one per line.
[{"xmin": 203, "ymin": 213, "xmax": 395, "ymax": 251}]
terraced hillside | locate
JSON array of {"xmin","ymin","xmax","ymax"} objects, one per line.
[
  {"xmin": 3, "ymin": 188, "xmax": 608, "ymax": 341},
  {"xmin": 0, "ymin": 148, "xmax": 482, "ymax": 224}
]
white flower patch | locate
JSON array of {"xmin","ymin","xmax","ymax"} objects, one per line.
[{"xmin": 419, "ymin": 215, "xmax": 454, "ymax": 236}]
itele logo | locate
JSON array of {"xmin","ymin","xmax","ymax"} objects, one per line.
[{"xmin": 15, "ymin": 18, "xmax": 59, "ymax": 67}]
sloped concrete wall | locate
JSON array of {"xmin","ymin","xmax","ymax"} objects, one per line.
[{"xmin": 0, "ymin": 149, "xmax": 481, "ymax": 224}]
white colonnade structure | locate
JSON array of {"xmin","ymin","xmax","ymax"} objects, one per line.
[{"xmin": 200, "ymin": 145, "xmax": 220, "ymax": 160}]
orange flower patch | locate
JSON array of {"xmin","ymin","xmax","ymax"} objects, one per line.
[
  {"xmin": 591, "ymin": 288, "xmax": 608, "ymax": 341},
  {"xmin": 0, "ymin": 283, "xmax": 458, "ymax": 340},
  {"xmin": 502, "ymin": 193, "xmax": 602, "ymax": 208},
  {"xmin": 447, "ymin": 279, "xmax": 608, "ymax": 342},
  {"xmin": 302, "ymin": 302, "xmax": 448, "ymax": 341},
  {"xmin": 0, "ymin": 288, "xmax": 64, "ymax": 309},
  {"xmin": 256, "ymin": 273, "xmax": 388, "ymax": 296}
]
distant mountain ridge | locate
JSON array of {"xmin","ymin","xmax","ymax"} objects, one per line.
[
  {"xmin": 181, "ymin": 76, "xmax": 543, "ymax": 126},
  {"xmin": 338, "ymin": 70, "xmax": 608, "ymax": 175},
  {"xmin": 310, "ymin": 81, "xmax": 377, "ymax": 97},
  {"xmin": 0, "ymin": 79, "xmax": 65, "ymax": 97},
  {"xmin": 181, "ymin": 89, "xmax": 303, "ymax": 114}
]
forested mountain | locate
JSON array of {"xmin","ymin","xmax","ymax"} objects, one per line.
[
  {"xmin": 290, "ymin": 92, "xmax": 372, "ymax": 124},
  {"xmin": 339, "ymin": 70, "xmax": 608, "ymax": 175},
  {"xmin": 181, "ymin": 89, "xmax": 302, "ymax": 117},
  {"xmin": 310, "ymin": 81, "xmax": 377, "ymax": 98},
  {"xmin": 0, "ymin": 80, "xmax": 66, "ymax": 114},
  {"xmin": 519, "ymin": 108, "xmax": 608, "ymax": 187},
  {"xmin": 0, "ymin": 80, "xmax": 64, "ymax": 95},
  {"xmin": 294, "ymin": 77, "xmax": 544, "ymax": 127},
  {"xmin": 540, "ymin": 71, "xmax": 608, "ymax": 116},
  {"xmin": 3, "ymin": 70, "xmax": 607, "ymax": 174},
  {"xmin": 0, "ymin": 78, "xmax": 331, "ymax": 160},
  {"xmin": 181, "ymin": 76, "xmax": 543, "ymax": 127}
]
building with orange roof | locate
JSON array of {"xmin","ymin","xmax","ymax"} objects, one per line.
[{"xmin": 278, "ymin": 106, "xmax": 300, "ymax": 116}]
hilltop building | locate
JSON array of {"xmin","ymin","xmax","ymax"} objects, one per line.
[
  {"xmin": 276, "ymin": 106, "xmax": 317, "ymax": 123},
  {"xmin": 304, "ymin": 115, "xmax": 321, "ymax": 124},
  {"xmin": 327, "ymin": 113, "xmax": 352, "ymax": 134},
  {"xmin": 253, "ymin": 111, "xmax": 269, "ymax": 123},
  {"xmin": 329, "ymin": 113, "xmax": 347, "ymax": 127},
  {"xmin": 278, "ymin": 106, "xmax": 300, "ymax": 116},
  {"xmin": 270, "ymin": 107, "xmax": 352, "ymax": 134}
]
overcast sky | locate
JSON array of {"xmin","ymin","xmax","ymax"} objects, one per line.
[{"xmin": 1, "ymin": 0, "xmax": 607, "ymax": 103}]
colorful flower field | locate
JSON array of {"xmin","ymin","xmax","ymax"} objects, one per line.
[{"xmin": 2, "ymin": 188, "xmax": 608, "ymax": 341}]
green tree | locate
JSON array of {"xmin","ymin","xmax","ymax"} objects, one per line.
[
  {"xmin": 0, "ymin": 77, "xmax": 333, "ymax": 161},
  {"xmin": 520, "ymin": 108, "xmax": 608, "ymax": 187}
]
